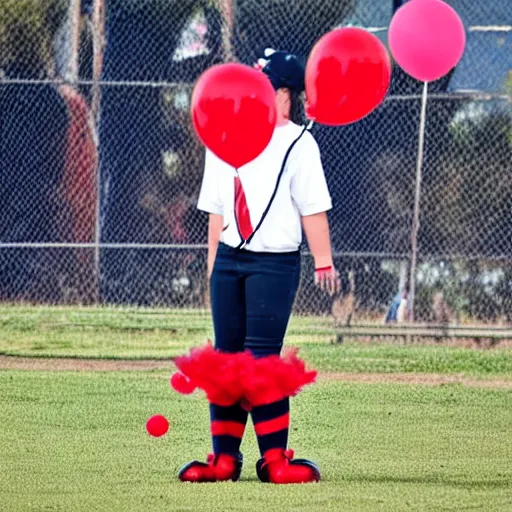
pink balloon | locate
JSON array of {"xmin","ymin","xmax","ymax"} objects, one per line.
[{"xmin": 389, "ymin": 0, "xmax": 466, "ymax": 82}]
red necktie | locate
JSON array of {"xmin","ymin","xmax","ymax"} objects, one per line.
[{"xmin": 234, "ymin": 175, "xmax": 253, "ymax": 241}]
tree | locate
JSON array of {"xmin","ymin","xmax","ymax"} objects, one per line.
[
  {"xmin": 422, "ymin": 109, "xmax": 512, "ymax": 257},
  {"xmin": 98, "ymin": 0, "xmax": 218, "ymax": 305},
  {"xmin": 0, "ymin": 0, "xmax": 72, "ymax": 303},
  {"xmin": 233, "ymin": 0, "xmax": 356, "ymax": 63},
  {"xmin": 0, "ymin": 0, "xmax": 66, "ymax": 78}
]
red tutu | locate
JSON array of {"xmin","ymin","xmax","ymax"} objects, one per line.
[
  {"xmin": 173, "ymin": 342, "xmax": 251, "ymax": 406},
  {"xmin": 241, "ymin": 347, "xmax": 317, "ymax": 407},
  {"xmin": 171, "ymin": 342, "xmax": 316, "ymax": 407}
]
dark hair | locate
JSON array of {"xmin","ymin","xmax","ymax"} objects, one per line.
[{"xmin": 289, "ymin": 89, "xmax": 305, "ymax": 125}]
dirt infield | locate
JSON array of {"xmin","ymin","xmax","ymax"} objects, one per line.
[
  {"xmin": 0, "ymin": 356, "xmax": 173, "ymax": 372},
  {"xmin": 2, "ymin": 355, "xmax": 512, "ymax": 389},
  {"xmin": 324, "ymin": 371, "xmax": 512, "ymax": 389}
]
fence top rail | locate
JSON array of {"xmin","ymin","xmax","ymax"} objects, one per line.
[
  {"xmin": 0, "ymin": 77, "xmax": 510, "ymax": 102},
  {"xmin": 365, "ymin": 25, "xmax": 512, "ymax": 33},
  {"xmin": 0, "ymin": 243, "xmax": 511, "ymax": 262}
]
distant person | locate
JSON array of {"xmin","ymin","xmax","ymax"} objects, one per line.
[
  {"xmin": 58, "ymin": 84, "xmax": 98, "ymax": 245},
  {"xmin": 58, "ymin": 84, "xmax": 99, "ymax": 302},
  {"xmin": 385, "ymin": 281, "xmax": 409, "ymax": 323},
  {"xmin": 432, "ymin": 290, "xmax": 452, "ymax": 325}
]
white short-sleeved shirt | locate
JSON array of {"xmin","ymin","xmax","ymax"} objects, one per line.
[{"xmin": 197, "ymin": 121, "xmax": 332, "ymax": 252}]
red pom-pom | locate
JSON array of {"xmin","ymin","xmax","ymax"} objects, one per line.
[
  {"xmin": 242, "ymin": 348, "xmax": 317, "ymax": 407},
  {"xmin": 146, "ymin": 415, "xmax": 169, "ymax": 437},
  {"xmin": 173, "ymin": 342, "xmax": 249, "ymax": 406},
  {"xmin": 170, "ymin": 372, "xmax": 196, "ymax": 394}
]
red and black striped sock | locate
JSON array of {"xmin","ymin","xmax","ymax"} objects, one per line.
[
  {"xmin": 251, "ymin": 398, "xmax": 290, "ymax": 455},
  {"xmin": 210, "ymin": 403, "xmax": 248, "ymax": 456}
]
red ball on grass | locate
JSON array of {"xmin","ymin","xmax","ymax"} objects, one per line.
[
  {"xmin": 146, "ymin": 415, "xmax": 169, "ymax": 437},
  {"xmin": 170, "ymin": 372, "xmax": 195, "ymax": 394}
]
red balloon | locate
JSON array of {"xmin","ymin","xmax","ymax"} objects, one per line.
[
  {"xmin": 305, "ymin": 27, "xmax": 392, "ymax": 126},
  {"xmin": 146, "ymin": 415, "xmax": 169, "ymax": 437},
  {"xmin": 170, "ymin": 372, "xmax": 195, "ymax": 395},
  {"xmin": 191, "ymin": 63, "xmax": 277, "ymax": 168}
]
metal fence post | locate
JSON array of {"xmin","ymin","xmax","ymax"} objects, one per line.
[
  {"xmin": 408, "ymin": 81, "xmax": 429, "ymax": 323},
  {"xmin": 67, "ymin": 0, "xmax": 82, "ymax": 86}
]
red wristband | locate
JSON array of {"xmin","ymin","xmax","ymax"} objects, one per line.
[{"xmin": 315, "ymin": 266, "xmax": 332, "ymax": 273}]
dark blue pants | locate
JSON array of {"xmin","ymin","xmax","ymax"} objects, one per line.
[
  {"xmin": 208, "ymin": 243, "xmax": 301, "ymax": 456},
  {"xmin": 210, "ymin": 243, "xmax": 301, "ymax": 357}
]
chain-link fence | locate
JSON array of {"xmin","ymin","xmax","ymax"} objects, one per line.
[{"xmin": 0, "ymin": 0, "xmax": 511, "ymax": 327}]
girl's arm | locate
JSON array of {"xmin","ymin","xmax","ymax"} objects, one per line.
[
  {"xmin": 301, "ymin": 211, "xmax": 333, "ymax": 268},
  {"xmin": 302, "ymin": 212, "xmax": 340, "ymax": 295},
  {"xmin": 207, "ymin": 213, "xmax": 224, "ymax": 278},
  {"xmin": 290, "ymin": 131, "xmax": 338, "ymax": 294}
]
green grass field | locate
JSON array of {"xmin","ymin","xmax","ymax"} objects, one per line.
[{"xmin": 1, "ymin": 306, "xmax": 512, "ymax": 511}]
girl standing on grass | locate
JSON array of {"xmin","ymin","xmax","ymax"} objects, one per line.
[{"xmin": 173, "ymin": 49, "xmax": 339, "ymax": 484}]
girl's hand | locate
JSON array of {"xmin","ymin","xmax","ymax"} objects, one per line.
[{"xmin": 314, "ymin": 266, "xmax": 341, "ymax": 296}]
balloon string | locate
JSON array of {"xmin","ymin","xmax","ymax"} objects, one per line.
[{"xmin": 408, "ymin": 80, "xmax": 429, "ymax": 323}]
